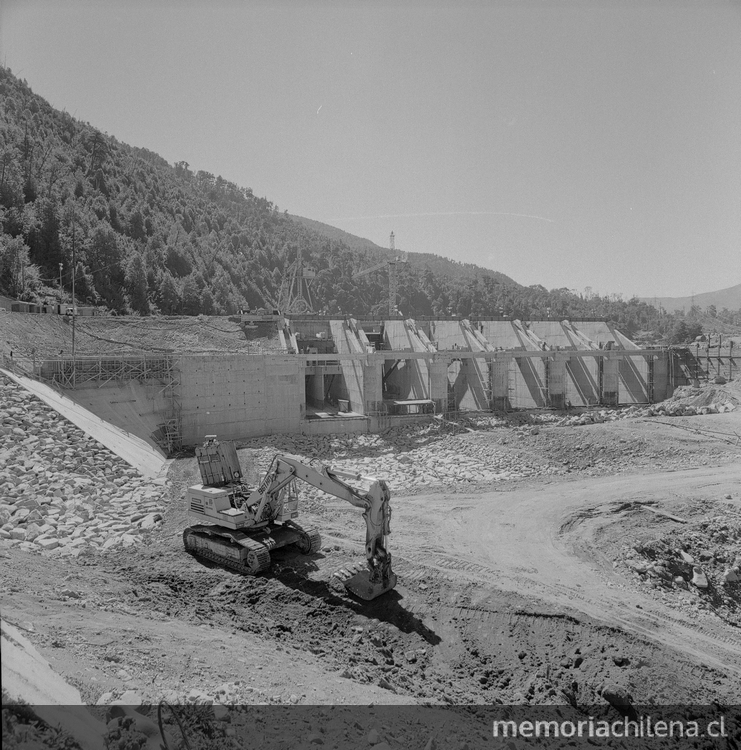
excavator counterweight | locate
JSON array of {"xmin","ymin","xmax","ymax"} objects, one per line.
[{"xmin": 183, "ymin": 436, "xmax": 396, "ymax": 600}]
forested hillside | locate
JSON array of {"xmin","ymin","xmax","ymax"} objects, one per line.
[{"xmin": 1, "ymin": 67, "xmax": 739, "ymax": 343}]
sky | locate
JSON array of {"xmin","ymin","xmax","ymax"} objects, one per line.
[{"xmin": 1, "ymin": 0, "xmax": 739, "ymax": 299}]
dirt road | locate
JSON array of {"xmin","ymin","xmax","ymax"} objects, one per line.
[{"xmin": 387, "ymin": 465, "xmax": 740, "ymax": 678}]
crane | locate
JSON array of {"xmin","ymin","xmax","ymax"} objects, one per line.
[
  {"xmin": 265, "ymin": 249, "xmax": 317, "ymax": 314},
  {"xmin": 352, "ymin": 232, "xmax": 407, "ymax": 317}
]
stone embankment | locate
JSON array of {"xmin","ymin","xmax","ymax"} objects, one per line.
[{"xmin": 0, "ymin": 374, "xmax": 169, "ymax": 556}]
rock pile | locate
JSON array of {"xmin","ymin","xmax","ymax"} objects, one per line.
[
  {"xmin": 238, "ymin": 425, "xmax": 562, "ymax": 498},
  {"xmin": 0, "ymin": 375, "xmax": 169, "ymax": 557},
  {"xmin": 620, "ymin": 509, "xmax": 741, "ymax": 625},
  {"xmin": 556, "ymin": 405, "xmax": 648, "ymax": 427},
  {"xmin": 647, "ymin": 381, "xmax": 740, "ymax": 417}
]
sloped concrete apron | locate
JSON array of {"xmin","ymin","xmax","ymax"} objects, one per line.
[{"xmin": 0, "ymin": 368, "xmax": 167, "ymax": 479}]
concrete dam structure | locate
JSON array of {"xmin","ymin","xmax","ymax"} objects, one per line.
[{"xmin": 26, "ymin": 315, "xmax": 708, "ymax": 452}]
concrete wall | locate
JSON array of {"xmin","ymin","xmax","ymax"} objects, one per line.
[
  {"xmin": 179, "ymin": 354, "xmax": 302, "ymax": 445},
  {"xmin": 618, "ymin": 355, "xmax": 650, "ymax": 404},
  {"xmin": 479, "ymin": 321, "xmax": 527, "ymax": 350},
  {"xmin": 65, "ymin": 380, "xmax": 171, "ymax": 451},
  {"xmin": 564, "ymin": 356, "xmax": 601, "ymax": 406},
  {"xmin": 327, "ymin": 320, "xmax": 365, "ymax": 412},
  {"xmin": 528, "ymin": 321, "xmax": 575, "ymax": 350},
  {"xmin": 510, "ymin": 357, "xmax": 548, "ymax": 408},
  {"xmin": 653, "ymin": 353, "xmax": 670, "ymax": 401},
  {"xmin": 302, "ymin": 416, "xmax": 368, "ymax": 436},
  {"xmin": 383, "ymin": 320, "xmax": 431, "ymax": 401},
  {"xmin": 383, "ymin": 320, "xmax": 417, "ymax": 351},
  {"xmin": 577, "ymin": 321, "xmax": 622, "ymax": 349},
  {"xmin": 384, "ymin": 358, "xmax": 429, "ymax": 400},
  {"xmin": 602, "ymin": 356, "xmax": 620, "ymax": 406},
  {"xmin": 429, "ymin": 321, "xmax": 467, "ymax": 350},
  {"xmin": 363, "ymin": 362, "xmax": 383, "ymax": 413},
  {"xmin": 447, "ymin": 358, "xmax": 491, "ymax": 411},
  {"xmin": 305, "ymin": 373, "xmax": 325, "ymax": 408},
  {"xmin": 491, "ymin": 356, "xmax": 511, "ymax": 410}
]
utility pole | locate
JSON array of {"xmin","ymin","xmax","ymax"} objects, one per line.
[{"xmin": 59, "ymin": 262, "xmax": 63, "ymax": 309}]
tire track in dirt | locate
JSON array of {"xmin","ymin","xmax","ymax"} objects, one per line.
[{"xmin": 382, "ymin": 464, "xmax": 741, "ymax": 682}]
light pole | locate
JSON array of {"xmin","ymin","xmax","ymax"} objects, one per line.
[{"xmin": 58, "ymin": 262, "xmax": 63, "ymax": 309}]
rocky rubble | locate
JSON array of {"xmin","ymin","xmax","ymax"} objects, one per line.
[
  {"xmin": 0, "ymin": 374, "xmax": 169, "ymax": 557},
  {"xmin": 233, "ymin": 402, "xmax": 739, "ymax": 501},
  {"xmin": 236, "ymin": 423, "xmax": 562, "ymax": 502},
  {"xmin": 646, "ymin": 380, "xmax": 741, "ymax": 417},
  {"xmin": 518, "ymin": 379, "xmax": 739, "ymax": 426},
  {"xmin": 619, "ymin": 506, "xmax": 741, "ymax": 626}
]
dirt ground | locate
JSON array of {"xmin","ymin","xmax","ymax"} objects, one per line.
[
  {"xmin": 2, "ymin": 407, "xmax": 741, "ymax": 746},
  {"xmin": 1, "ymin": 314, "xmax": 281, "ymax": 360}
]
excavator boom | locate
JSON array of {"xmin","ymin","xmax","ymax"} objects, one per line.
[
  {"xmin": 184, "ymin": 438, "xmax": 396, "ymax": 600},
  {"xmin": 250, "ymin": 457, "xmax": 396, "ymax": 600}
]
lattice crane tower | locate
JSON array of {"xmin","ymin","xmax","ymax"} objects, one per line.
[{"xmin": 388, "ymin": 232, "xmax": 398, "ymax": 317}]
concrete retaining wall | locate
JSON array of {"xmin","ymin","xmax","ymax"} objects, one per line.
[
  {"xmin": 69, "ymin": 380, "xmax": 171, "ymax": 452},
  {"xmin": 179, "ymin": 354, "xmax": 302, "ymax": 445},
  {"xmin": 302, "ymin": 416, "xmax": 368, "ymax": 435}
]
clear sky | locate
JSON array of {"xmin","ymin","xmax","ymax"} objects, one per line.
[{"xmin": 2, "ymin": 0, "xmax": 739, "ymax": 299}]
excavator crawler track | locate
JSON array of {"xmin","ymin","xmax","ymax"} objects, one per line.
[
  {"xmin": 183, "ymin": 528, "xmax": 271, "ymax": 575},
  {"xmin": 289, "ymin": 524, "xmax": 322, "ymax": 555}
]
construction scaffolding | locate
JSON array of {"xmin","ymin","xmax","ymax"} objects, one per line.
[{"xmin": 37, "ymin": 355, "xmax": 175, "ymax": 388}]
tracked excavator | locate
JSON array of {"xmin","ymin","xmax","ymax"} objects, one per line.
[{"xmin": 182, "ymin": 436, "xmax": 396, "ymax": 600}]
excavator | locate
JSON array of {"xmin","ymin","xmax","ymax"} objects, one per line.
[{"xmin": 182, "ymin": 436, "xmax": 396, "ymax": 600}]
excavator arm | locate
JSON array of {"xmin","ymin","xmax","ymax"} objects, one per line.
[{"xmin": 246, "ymin": 456, "xmax": 396, "ymax": 599}]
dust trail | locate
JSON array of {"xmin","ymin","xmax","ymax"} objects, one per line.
[{"xmin": 332, "ymin": 211, "xmax": 554, "ymax": 223}]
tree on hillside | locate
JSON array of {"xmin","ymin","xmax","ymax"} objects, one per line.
[
  {"xmin": 0, "ymin": 234, "xmax": 38, "ymax": 297},
  {"xmin": 125, "ymin": 252, "xmax": 149, "ymax": 314},
  {"xmin": 87, "ymin": 224, "xmax": 124, "ymax": 309},
  {"xmin": 158, "ymin": 272, "xmax": 180, "ymax": 314},
  {"xmin": 670, "ymin": 320, "xmax": 703, "ymax": 345},
  {"xmin": 201, "ymin": 287, "xmax": 215, "ymax": 315},
  {"xmin": 181, "ymin": 274, "xmax": 201, "ymax": 315}
]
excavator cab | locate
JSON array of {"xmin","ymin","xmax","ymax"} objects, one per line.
[{"xmin": 196, "ymin": 436, "xmax": 242, "ymax": 486}]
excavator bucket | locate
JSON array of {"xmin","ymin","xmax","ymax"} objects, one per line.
[{"xmin": 344, "ymin": 569, "xmax": 397, "ymax": 601}]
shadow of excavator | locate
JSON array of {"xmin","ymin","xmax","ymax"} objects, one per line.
[
  {"xmin": 270, "ymin": 554, "xmax": 441, "ymax": 646},
  {"xmin": 192, "ymin": 545, "xmax": 440, "ymax": 646}
]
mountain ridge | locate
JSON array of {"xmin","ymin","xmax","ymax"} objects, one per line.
[
  {"xmin": 638, "ymin": 283, "xmax": 741, "ymax": 314},
  {"xmin": 288, "ymin": 215, "xmax": 520, "ymax": 287}
]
